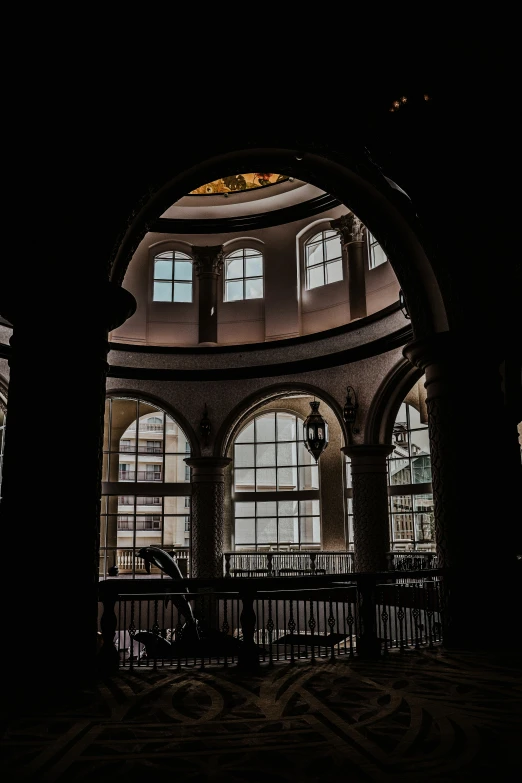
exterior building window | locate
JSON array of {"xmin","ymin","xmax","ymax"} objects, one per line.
[
  {"xmin": 344, "ymin": 385, "xmax": 433, "ymax": 553},
  {"xmin": 304, "ymin": 230, "xmax": 343, "ymax": 290},
  {"xmin": 388, "ymin": 399, "xmax": 433, "ymax": 550},
  {"xmin": 232, "ymin": 411, "xmax": 321, "ymax": 551},
  {"xmin": 101, "ymin": 397, "xmax": 193, "ymax": 579},
  {"xmin": 153, "ymin": 250, "xmax": 193, "ymax": 302},
  {"xmin": 367, "ymin": 232, "xmax": 387, "ymax": 269},
  {"xmin": 224, "ymin": 247, "xmax": 263, "ymax": 302}
]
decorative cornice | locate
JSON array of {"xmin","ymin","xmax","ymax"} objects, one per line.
[
  {"xmin": 147, "ymin": 194, "xmax": 341, "ymax": 235},
  {"xmin": 192, "ymin": 245, "xmax": 224, "ymax": 277},
  {"xmin": 108, "ymin": 324, "xmax": 413, "ymax": 383}
]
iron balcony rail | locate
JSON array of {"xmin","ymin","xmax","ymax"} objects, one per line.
[
  {"xmin": 118, "ymin": 470, "xmax": 162, "ymax": 481},
  {"xmin": 98, "ymin": 569, "xmax": 444, "ymax": 674},
  {"xmin": 223, "ymin": 551, "xmax": 354, "ymax": 576}
]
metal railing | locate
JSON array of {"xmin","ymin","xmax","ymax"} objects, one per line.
[
  {"xmin": 98, "ymin": 570, "xmax": 444, "ymax": 673},
  {"xmin": 223, "ymin": 551, "xmax": 354, "ymax": 576},
  {"xmin": 387, "ymin": 552, "xmax": 438, "ymax": 571},
  {"xmin": 118, "ymin": 471, "xmax": 162, "ymax": 482},
  {"xmin": 100, "ymin": 547, "xmax": 190, "ymax": 578}
]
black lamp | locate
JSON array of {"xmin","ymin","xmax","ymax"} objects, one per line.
[
  {"xmin": 303, "ymin": 400, "xmax": 329, "ymax": 462},
  {"xmin": 343, "ymin": 386, "xmax": 359, "ymax": 434}
]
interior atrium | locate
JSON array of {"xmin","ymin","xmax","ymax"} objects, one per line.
[{"xmin": 0, "ymin": 62, "xmax": 520, "ymax": 782}]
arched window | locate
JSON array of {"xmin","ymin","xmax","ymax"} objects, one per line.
[
  {"xmin": 100, "ymin": 397, "xmax": 192, "ymax": 578},
  {"xmin": 153, "ymin": 250, "xmax": 193, "ymax": 302},
  {"xmin": 232, "ymin": 411, "xmax": 320, "ymax": 551},
  {"xmin": 224, "ymin": 247, "xmax": 263, "ymax": 301},
  {"xmin": 304, "ymin": 229, "xmax": 343, "ymax": 290},
  {"xmin": 367, "ymin": 232, "xmax": 387, "ymax": 269},
  {"xmin": 344, "ymin": 380, "xmax": 433, "ymax": 552},
  {"xmin": 388, "ymin": 400, "xmax": 433, "ymax": 550}
]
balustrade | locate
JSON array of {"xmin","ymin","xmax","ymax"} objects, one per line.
[{"xmin": 98, "ymin": 569, "xmax": 444, "ymax": 674}]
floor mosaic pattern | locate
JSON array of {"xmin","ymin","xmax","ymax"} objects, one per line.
[{"xmin": 1, "ymin": 648, "xmax": 521, "ymax": 782}]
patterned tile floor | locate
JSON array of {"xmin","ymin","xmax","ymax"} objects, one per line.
[{"xmin": 1, "ymin": 648, "xmax": 521, "ymax": 782}]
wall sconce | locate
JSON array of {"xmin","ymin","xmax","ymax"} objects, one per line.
[
  {"xmin": 399, "ymin": 289, "xmax": 410, "ymax": 320},
  {"xmin": 303, "ymin": 400, "xmax": 329, "ymax": 462},
  {"xmin": 343, "ymin": 386, "xmax": 359, "ymax": 434},
  {"xmin": 200, "ymin": 403, "xmax": 211, "ymax": 445}
]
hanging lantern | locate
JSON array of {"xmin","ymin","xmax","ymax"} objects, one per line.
[{"xmin": 303, "ymin": 400, "xmax": 329, "ymax": 462}]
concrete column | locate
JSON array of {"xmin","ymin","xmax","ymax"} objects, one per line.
[
  {"xmin": 342, "ymin": 444, "xmax": 393, "ymax": 572},
  {"xmin": 330, "ymin": 213, "xmax": 367, "ymax": 320},
  {"xmin": 192, "ymin": 245, "xmax": 224, "ymax": 345},
  {"xmin": 0, "ymin": 282, "xmax": 136, "ymax": 691},
  {"xmin": 184, "ymin": 457, "xmax": 232, "ymax": 578},
  {"xmin": 404, "ymin": 332, "xmax": 520, "ymax": 649}
]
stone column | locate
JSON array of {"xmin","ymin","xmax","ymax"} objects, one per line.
[
  {"xmin": 184, "ymin": 457, "xmax": 232, "ymax": 578},
  {"xmin": 192, "ymin": 245, "xmax": 224, "ymax": 345},
  {"xmin": 404, "ymin": 332, "xmax": 520, "ymax": 649},
  {"xmin": 330, "ymin": 213, "xmax": 367, "ymax": 320},
  {"xmin": 0, "ymin": 281, "xmax": 136, "ymax": 692},
  {"xmin": 342, "ymin": 444, "xmax": 394, "ymax": 572}
]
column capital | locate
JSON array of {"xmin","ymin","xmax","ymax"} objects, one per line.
[
  {"xmin": 330, "ymin": 213, "xmax": 366, "ymax": 245},
  {"xmin": 192, "ymin": 245, "xmax": 225, "ymax": 277},
  {"xmin": 342, "ymin": 444, "xmax": 393, "ymax": 476},
  {"xmin": 185, "ymin": 457, "xmax": 232, "ymax": 479},
  {"xmin": 342, "ymin": 444, "xmax": 394, "ymax": 461}
]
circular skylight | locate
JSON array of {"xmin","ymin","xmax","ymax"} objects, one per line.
[{"xmin": 189, "ymin": 173, "xmax": 289, "ymax": 195}]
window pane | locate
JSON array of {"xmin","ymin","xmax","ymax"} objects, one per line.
[
  {"xmin": 235, "ymin": 501, "xmax": 255, "ymax": 517},
  {"xmin": 235, "ymin": 468, "xmax": 255, "ymax": 490},
  {"xmin": 371, "ymin": 243, "xmax": 387, "ymax": 268},
  {"xmin": 236, "ymin": 420, "xmax": 255, "ymax": 443},
  {"xmin": 277, "ymin": 413, "xmax": 296, "ymax": 441},
  {"xmin": 235, "ymin": 443, "xmax": 255, "ymax": 468},
  {"xmin": 256, "ymin": 443, "xmax": 275, "ymax": 467},
  {"xmin": 299, "ymin": 465, "xmax": 319, "ymax": 490},
  {"xmin": 306, "ymin": 241, "xmax": 323, "ymax": 267},
  {"xmin": 326, "ymin": 259, "xmax": 343, "ymax": 284},
  {"xmin": 408, "ymin": 405, "xmax": 427, "ymax": 429},
  {"xmin": 277, "ymin": 442, "xmax": 296, "ymax": 466},
  {"xmin": 256, "ymin": 468, "xmax": 277, "ymax": 490},
  {"xmin": 173, "ymin": 282, "xmax": 192, "ymax": 302},
  {"xmin": 154, "ymin": 259, "xmax": 173, "ymax": 279},
  {"xmin": 225, "ymin": 280, "xmax": 243, "ymax": 301},
  {"xmin": 226, "ymin": 256, "xmax": 243, "ymax": 279},
  {"xmin": 300, "ymin": 517, "xmax": 317, "ymax": 543},
  {"xmin": 246, "ymin": 278, "xmax": 263, "ymax": 299},
  {"xmin": 279, "ymin": 518, "xmax": 298, "ymax": 543},
  {"xmin": 279, "ymin": 499, "xmax": 298, "ymax": 516},
  {"xmin": 389, "ymin": 459, "xmax": 411, "ymax": 485},
  {"xmin": 412, "ymin": 455, "xmax": 432, "ymax": 483},
  {"xmin": 278, "ymin": 466, "xmax": 298, "ymax": 490},
  {"xmin": 410, "ymin": 428, "xmax": 430, "ymax": 456},
  {"xmin": 156, "ymin": 251, "xmax": 173, "ymax": 259},
  {"xmin": 325, "ymin": 235, "xmax": 342, "ymax": 261},
  {"xmin": 153, "ymin": 281, "xmax": 172, "ymax": 301},
  {"xmin": 298, "ymin": 441, "xmax": 315, "ymax": 465},
  {"xmin": 255, "ymin": 414, "xmax": 275, "ymax": 442},
  {"xmin": 257, "ymin": 501, "xmax": 277, "ymax": 516},
  {"xmin": 257, "ymin": 518, "xmax": 277, "ymax": 543},
  {"xmin": 164, "ymin": 455, "xmax": 190, "ymax": 482},
  {"xmin": 245, "ymin": 256, "xmax": 262, "ymax": 276},
  {"xmin": 235, "ymin": 518, "xmax": 255, "ymax": 544},
  {"xmin": 174, "ymin": 260, "xmax": 192, "ymax": 281},
  {"xmin": 391, "ymin": 495, "xmax": 412, "ymax": 513},
  {"xmin": 227, "ymin": 249, "xmax": 243, "ymax": 258},
  {"xmin": 307, "ymin": 265, "xmax": 324, "ymax": 290}
]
